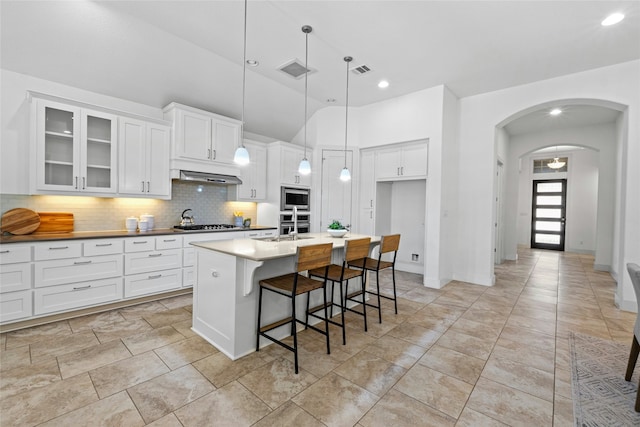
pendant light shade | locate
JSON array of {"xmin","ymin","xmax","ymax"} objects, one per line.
[
  {"xmin": 339, "ymin": 56, "xmax": 353, "ymax": 182},
  {"xmin": 298, "ymin": 25, "xmax": 312, "ymax": 176},
  {"xmin": 234, "ymin": 0, "xmax": 250, "ymax": 166},
  {"xmin": 547, "ymin": 146, "xmax": 565, "ymax": 170}
]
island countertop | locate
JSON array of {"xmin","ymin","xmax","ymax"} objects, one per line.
[{"xmin": 191, "ymin": 232, "xmax": 379, "ymax": 261}]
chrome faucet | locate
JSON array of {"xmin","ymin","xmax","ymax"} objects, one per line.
[{"xmin": 290, "ymin": 206, "xmax": 299, "ymax": 240}]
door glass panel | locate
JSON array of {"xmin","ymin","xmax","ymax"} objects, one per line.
[
  {"xmin": 535, "ymin": 234, "xmax": 560, "ymax": 244},
  {"xmin": 44, "ymin": 107, "xmax": 74, "ymax": 186},
  {"xmin": 536, "ymin": 195, "xmax": 562, "ymax": 205},
  {"xmin": 536, "ymin": 208, "xmax": 562, "ymax": 218},
  {"xmin": 535, "ymin": 221, "xmax": 561, "ymax": 232},
  {"xmin": 537, "ymin": 182, "xmax": 562, "ymax": 192},
  {"xmin": 86, "ymin": 115, "xmax": 112, "ymax": 188}
]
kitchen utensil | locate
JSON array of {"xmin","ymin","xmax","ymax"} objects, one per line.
[
  {"xmin": 35, "ymin": 212, "xmax": 74, "ymax": 233},
  {"xmin": 125, "ymin": 217, "xmax": 138, "ymax": 232},
  {"xmin": 140, "ymin": 214, "xmax": 154, "ymax": 230},
  {"xmin": 1, "ymin": 208, "xmax": 41, "ymax": 235}
]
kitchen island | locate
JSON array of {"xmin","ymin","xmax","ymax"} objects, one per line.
[{"xmin": 191, "ymin": 232, "xmax": 379, "ymax": 359}]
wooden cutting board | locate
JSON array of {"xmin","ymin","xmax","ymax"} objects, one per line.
[
  {"xmin": 35, "ymin": 212, "xmax": 74, "ymax": 233},
  {"xmin": 1, "ymin": 208, "xmax": 41, "ymax": 235}
]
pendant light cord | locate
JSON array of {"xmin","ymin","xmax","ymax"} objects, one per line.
[
  {"xmin": 343, "ymin": 56, "xmax": 352, "ymax": 168},
  {"xmin": 303, "ymin": 26, "xmax": 310, "ymax": 159},
  {"xmin": 240, "ymin": 0, "xmax": 247, "ymax": 148}
]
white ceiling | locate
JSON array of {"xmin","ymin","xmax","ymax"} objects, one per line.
[
  {"xmin": 503, "ymin": 105, "xmax": 622, "ymax": 136},
  {"xmin": 2, "ymin": 1, "xmax": 639, "ymax": 141}
]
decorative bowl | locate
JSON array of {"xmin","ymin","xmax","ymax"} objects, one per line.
[{"xmin": 327, "ymin": 228, "xmax": 347, "ymax": 238}]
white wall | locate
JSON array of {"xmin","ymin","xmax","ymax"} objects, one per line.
[{"xmin": 458, "ymin": 60, "xmax": 640, "ymax": 310}]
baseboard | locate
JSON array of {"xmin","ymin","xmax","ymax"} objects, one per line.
[
  {"xmin": 593, "ymin": 264, "xmax": 611, "ymax": 272},
  {"xmin": 423, "ymin": 277, "xmax": 450, "ymax": 289},
  {"xmin": 396, "ymin": 262, "xmax": 424, "ymax": 274},
  {"xmin": 451, "ymin": 273, "xmax": 494, "ymax": 287},
  {"xmin": 565, "ymin": 247, "xmax": 596, "ymax": 255}
]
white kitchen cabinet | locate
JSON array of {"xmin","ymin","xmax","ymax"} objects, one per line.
[
  {"xmin": 0, "ymin": 243, "xmax": 32, "ymax": 322},
  {"xmin": 230, "ymin": 141, "xmax": 267, "ymax": 201},
  {"xmin": 118, "ymin": 117, "xmax": 171, "ymax": 199},
  {"xmin": 0, "ymin": 264, "xmax": 32, "ymax": 294},
  {"xmin": 281, "ymin": 144, "xmax": 312, "ymax": 187},
  {"xmin": 34, "ymin": 277, "xmax": 123, "ymax": 315},
  {"xmin": 0, "ymin": 290, "xmax": 33, "ymax": 323},
  {"xmin": 0, "ymin": 244, "xmax": 32, "ymax": 265},
  {"xmin": 124, "ymin": 269, "xmax": 182, "ymax": 298},
  {"xmin": 34, "ymin": 242, "xmax": 82, "ymax": 261},
  {"xmin": 33, "ymin": 98, "xmax": 117, "ymax": 195},
  {"xmin": 83, "ymin": 239, "xmax": 123, "ymax": 257},
  {"xmin": 34, "ymin": 254, "xmax": 123, "ymax": 288},
  {"xmin": 164, "ymin": 103, "xmax": 240, "ymax": 166},
  {"xmin": 123, "ymin": 236, "xmax": 183, "ymax": 296},
  {"xmin": 124, "ymin": 249, "xmax": 182, "ymax": 276},
  {"xmin": 358, "ymin": 150, "xmax": 376, "ymax": 236},
  {"xmin": 375, "ymin": 142, "xmax": 427, "ymax": 180}
]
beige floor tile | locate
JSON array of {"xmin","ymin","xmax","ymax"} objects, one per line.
[
  {"xmin": 0, "ymin": 344, "xmax": 30, "ymax": 372},
  {"xmin": 58, "ymin": 339, "xmax": 132, "ymax": 378},
  {"xmin": 553, "ymin": 394, "xmax": 574, "ymax": 427},
  {"xmin": 92, "ymin": 317, "xmax": 154, "ymax": 343},
  {"xmin": 363, "ymin": 334, "xmax": 427, "ymax": 369},
  {"xmin": 122, "ymin": 325, "xmax": 185, "ymax": 355},
  {"xmin": 0, "ymin": 358, "xmax": 60, "ymax": 400},
  {"xmin": 171, "ymin": 318, "xmax": 197, "ymax": 337},
  {"xmin": 4, "ymin": 320, "xmax": 72, "ymax": 349},
  {"xmin": 90, "ymin": 351, "xmax": 170, "ymax": 398},
  {"xmin": 31, "ymin": 330, "xmax": 100, "ymax": 363},
  {"xmin": 394, "ymin": 364, "xmax": 473, "ymax": 418},
  {"xmin": 331, "ymin": 326, "xmax": 376, "ymax": 355},
  {"xmin": 418, "ymin": 344, "xmax": 485, "ymax": 384},
  {"xmin": 460, "ymin": 307, "xmax": 509, "ymax": 329},
  {"xmin": 481, "ymin": 355, "xmax": 555, "ymax": 402},
  {"xmin": 296, "ymin": 345, "xmax": 353, "ymax": 377},
  {"xmin": 455, "ymin": 407, "xmax": 509, "ymax": 426},
  {"xmin": 142, "ymin": 307, "xmax": 192, "ymax": 328},
  {"xmin": 118, "ymin": 301, "xmax": 168, "ymax": 319},
  {"xmin": 491, "ymin": 340, "xmax": 556, "ymax": 373},
  {"xmin": 359, "ymin": 388, "xmax": 455, "ymax": 427},
  {"xmin": 145, "ymin": 413, "xmax": 184, "ymax": 427},
  {"xmin": 386, "ymin": 322, "xmax": 442, "ymax": 348},
  {"xmin": 436, "ymin": 329, "xmax": 495, "ymax": 360},
  {"xmin": 193, "ymin": 349, "xmax": 274, "ymax": 388},
  {"xmin": 292, "ymin": 372, "xmax": 378, "ymax": 427},
  {"xmin": 333, "ymin": 350, "xmax": 406, "ymax": 396},
  {"xmin": 127, "ymin": 364, "xmax": 215, "ymax": 423},
  {"xmin": 504, "ymin": 313, "xmax": 556, "ymax": 337},
  {"xmin": 450, "ymin": 318, "xmax": 502, "ymax": 341},
  {"xmin": 238, "ymin": 357, "xmax": 318, "ymax": 409},
  {"xmin": 253, "ymin": 401, "xmax": 325, "ymax": 427},
  {"xmin": 158, "ymin": 293, "xmax": 193, "ymax": 310},
  {"xmin": 466, "ymin": 377, "xmax": 553, "ymax": 427},
  {"xmin": 555, "ymin": 367, "xmax": 572, "ymax": 399},
  {"xmin": 38, "ymin": 390, "xmax": 144, "ymax": 427},
  {"xmin": 499, "ymin": 325, "xmax": 556, "ymax": 353},
  {"xmin": 0, "ymin": 332, "xmax": 5, "ymax": 350},
  {"xmin": 67, "ymin": 310, "xmax": 127, "ymax": 333},
  {"xmin": 0, "ymin": 373, "xmax": 98, "ymax": 426},
  {"xmin": 154, "ymin": 335, "xmax": 218, "ymax": 370},
  {"xmin": 174, "ymin": 381, "xmax": 271, "ymax": 426}
]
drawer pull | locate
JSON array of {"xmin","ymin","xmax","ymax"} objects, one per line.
[
  {"xmin": 95, "ymin": 243, "xmax": 113, "ymax": 247},
  {"xmin": 148, "ymin": 253, "xmax": 162, "ymax": 257},
  {"xmin": 49, "ymin": 246, "xmax": 69, "ymax": 250},
  {"xmin": 0, "ymin": 250, "xmax": 9, "ymax": 254},
  {"xmin": 133, "ymin": 241, "xmax": 148, "ymax": 245},
  {"xmin": 73, "ymin": 260, "xmax": 92, "ymax": 265},
  {"xmin": 163, "ymin": 239, "xmax": 176, "ymax": 242},
  {"xmin": 73, "ymin": 285, "xmax": 92, "ymax": 291},
  {"xmin": 148, "ymin": 274, "xmax": 162, "ymax": 279}
]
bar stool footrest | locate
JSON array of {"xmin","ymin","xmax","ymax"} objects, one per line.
[{"xmin": 260, "ymin": 317, "xmax": 294, "ymax": 333}]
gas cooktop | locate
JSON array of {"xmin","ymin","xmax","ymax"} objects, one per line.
[{"xmin": 173, "ymin": 224, "xmax": 241, "ymax": 232}]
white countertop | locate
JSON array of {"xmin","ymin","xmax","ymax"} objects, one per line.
[{"xmin": 191, "ymin": 232, "xmax": 380, "ymax": 261}]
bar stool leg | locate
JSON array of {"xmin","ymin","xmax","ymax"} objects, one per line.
[
  {"xmin": 392, "ymin": 265, "xmax": 398, "ymax": 314},
  {"xmin": 361, "ymin": 273, "xmax": 368, "ymax": 332},
  {"xmin": 322, "ymin": 286, "xmax": 331, "ymax": 355},
  {"xmin": 339, "ymin": 278, "xmax": 346, "ymax": 345},
  {"xmin": 292, "ymin": 294, "xmax": 299, "ymax": 374},
  {"xmin": 376, "ymin": 270, "xmax": 382, "ymax": 323},
  {"xmin": 256, "ymin": 286, "xmax": 263, "ymax": 352}
]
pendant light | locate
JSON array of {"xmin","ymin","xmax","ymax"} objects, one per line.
[
  {"xmin": 233, "ymin": 0, "xmax": 250, "ymax": 166},
  {"xmin": 298, "ymin": 25, "xmax": 312, "ymax": 175},
  {"xmin": 547, "ymin": 146, "xmax": 565, "ymax": 169},
  {"xmin": 339, "ymin": 56, "xmax": 353, "ymax": 182}
]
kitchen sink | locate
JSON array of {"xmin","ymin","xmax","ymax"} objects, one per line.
[{"xmin": 252, "ymin": 235, "xmax": 315, "ymax": 242}]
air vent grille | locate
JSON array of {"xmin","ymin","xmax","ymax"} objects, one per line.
[
  {"xmin": 351, "ymin": 64, "xmax": 372, "ymax": 75},
  {"xmin": 277, "ymin": 59, "xmax": 316, "ymax": 79}
]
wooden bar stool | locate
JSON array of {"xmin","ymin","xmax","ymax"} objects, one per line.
[
  {"xmin": 255, "ymin": 242, "xmax": 333, "ymax": 374},
  {"xmin": 308, "ymin": 237, "xmax": 371, "ymax": 344},
  {"xmin": 348, "ymin": 234, "xmax": 400, "ymax": 323}
]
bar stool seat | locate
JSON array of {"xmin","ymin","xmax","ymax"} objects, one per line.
[
  {"xmin": 256, "ymin": 242, "xmax": 333, "ymax": 374},
  {"xmin": 348, "ymin": 234, "xmax": 400, "ymax": 324},
  {"xmin": 309, "ymin": 237, "xmax": 371, "ymax": 344}
]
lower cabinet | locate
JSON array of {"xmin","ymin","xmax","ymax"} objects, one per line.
[
  {"xmin": 123, "ymin": 236, "xmax": 183, "ymax": 297},
  {"xmin": 0, "ymin": 290, "xmax": 32, "ymax": 323},
  {"xmin": 124, "ymin": 269, "xmax": 182, "ymax": 298},
  {"xmin": 34, "ymin": 254, "xmax": 123, "ymax": 288},
  {"xmin": 34, "ymin": 278, "xmax": 123, "ymax": 315}
]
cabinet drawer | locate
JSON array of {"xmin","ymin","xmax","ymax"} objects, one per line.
[
  {"xmin": 183, "ymin": 267, "xmax": 194, "ymax": 288},
  {"xmin": 0, "ymin": 263, "xmax": 32, "ymax": 293},
  {"xmin": 0, "ymin": 290, "xmax": 32, "ymax": 323},
  {"xmin": 124, "ymin": 268, "xmax": 182, "ymax": 298},
  {"xmin": 84, "ymin": 239, "xmax": 123, "ymax": 256},
  {"xmin": 34, "ymin": 277, "xmax": 123, "ymax": 315},
  {"xmin": 0, "ymin": 245, "xmax": 32, "ymax": 264},
  {"xmin": 124, "ymin": 238, "xmax": 155, "ymax": 253},
  {"xmin": 156, "ymin": 236, "xmax": 182, "ymax": 250},
  {"xmin": 34, "ymin": 242, "xmax": 82, "ymax": 260},
  {"xmin": 124, "ymin": 249, "xmax": 181, "ymax": 275},
  {"xmin": 34, "ymin": 254, "xmax": 123, "ymax": 288},
  {"xmin": 183, "ymin": 248, "xmax": 195, "ymax": 267}
]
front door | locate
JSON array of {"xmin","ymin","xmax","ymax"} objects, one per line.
[{"xmin": 531, "ymin": 179, "xmax": 567, "ymax": 251}]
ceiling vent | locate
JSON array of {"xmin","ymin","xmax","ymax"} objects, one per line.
[
  {"xmin": 351, "ymin": 64, "xmax": 372, "ymax": 75},
  {"xmin": 277, "ymin": 59, "xmax": 316, "ymax": 79}
]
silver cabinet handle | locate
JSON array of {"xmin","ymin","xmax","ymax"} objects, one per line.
[
  {"xmin": 147, "ymin": 181, "xmax": 150, "ymax": 193},
  {"xmin": 401, "ymin": 166, "xmax": 404, "ymax": 175},
  {"xmin": 49, "ymin": 246, "xmax": 69, "ymax": 250},
  {"xmin": 207, "ymin": 148, "xmax": 211, "ymax": 159},
  {"xmin": 75, "ymin": 176, "xmax": 78, "ymax": 189},
  {"xmin": 133, "ymin": 241, "xmax": 148, "ymax": 244},
  {"xmin": 73, "ymin": 285, "xmax": 91, "ymax": 291},
  {"xmin": 141, "ymin": 181, "xmax": 145, "ymax": 192},
  {"xmin": 82, "ymin": 176, "xmax": 86, "ymax": 190},
  {"xmin": 95, "ymin": 243, "xmax": 112, "ymax": 247},
  {"xmin": 148, "ymin": 274, "xmax": 162, "ymax": 279},
  {"xmin": 163, "ymin": 239, "xmax": 176, "ymax": 242},
  {"xmin": 73, "ymin": 260, "xmax": 92, "ymax": 265},
  {"xmin": 212, "ymin": 149, "xmax": 216, "ymax": 159},
  {"xmin": 370, "ymin": 199, "xmax": 373, "ymax": 208},
  {"xmin": 0, "ymin": 250, "xmax": 9, "ymax": 254},
  {"xmin": 370, "ymin": 211, "xmax": 373, "ymax": 219},
  {"xmin": 148, "ymin": 253, "xmax": 162, "ymax": 257}
]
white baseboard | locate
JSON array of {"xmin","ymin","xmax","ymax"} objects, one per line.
[{"xmin": 593, "ymin": 264, "xmax": 611, "ymax": 272}]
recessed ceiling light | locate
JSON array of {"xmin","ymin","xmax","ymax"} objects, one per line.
[
  {"xmin": 602, "ymin": 13, "xmax": 625, "ymax": 26},
  {"xmin": 550, "ymin": 108, "xmax": 562, "ymax": 116},
  {"xmin": 378, "ymin": 80, "xmax": 389, "ymax": 89},
  {"xmin": 246, "ymin": 59, "xmax": 259, "ymax": 67}
]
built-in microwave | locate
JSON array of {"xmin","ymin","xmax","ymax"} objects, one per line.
[{"xmin": 280, "ymin": 187, "xmax": 310, "ymax": 211}]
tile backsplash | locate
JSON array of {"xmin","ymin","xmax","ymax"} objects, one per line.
[{"xmin": 0, "ymin": 181, "xmax": 257, "ymax": 232}]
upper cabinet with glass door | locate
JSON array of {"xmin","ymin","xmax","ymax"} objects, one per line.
[{"xmin": 33, "ymin": 98, "xmax": 117, "ymax": 195}]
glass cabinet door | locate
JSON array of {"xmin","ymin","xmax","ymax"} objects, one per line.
[{"xmin": 82, "ymin": 110, "xmax": 117, "ymax": 193}]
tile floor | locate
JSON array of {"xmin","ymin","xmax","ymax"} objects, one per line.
[{"xmin": 0, "ymin": 248, "xmax": 635, "ymax": 426}]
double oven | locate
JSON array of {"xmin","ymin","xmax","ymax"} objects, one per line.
[{"xmin": 280, "ymin": 186, "xmax": 310, "ymax": 235}]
